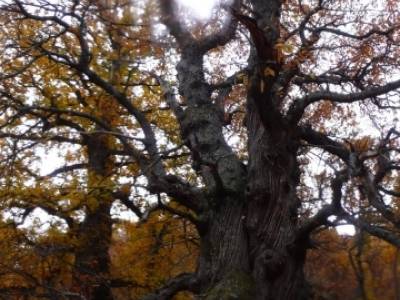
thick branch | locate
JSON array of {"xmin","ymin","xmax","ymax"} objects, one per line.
[
  {"xmin": 149, "ymin": 175, "xmax": 205, "ymax": 213},
  {"xmin": 43, "ymin": 163, "xmax": 87, "ymax": 178},
  {"xmin": 297, "ymin": 170, "xmax": 348, "ymax": 238},
  {"xmin": 288, "ymin": 78, "xmax": 400, "ymax": 124},
  {"xmin": 298, "ymin": 125, "xmax": 350, "ymax": 162},
  {"xmin": 159, "ymin": 0, "xmax": 194, "ymax": 46},
  {"xmin": 344, "ymin": 213, "xmax": 400, "ymax": 248}
]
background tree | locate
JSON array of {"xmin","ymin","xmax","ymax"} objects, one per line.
[
  {"xmin": 1, "ymin": 0, "xmax": 400, "ymax": 299},
  {"xmin": 0, "ymin": 0, "xmax": 195, "ymax": 298}
]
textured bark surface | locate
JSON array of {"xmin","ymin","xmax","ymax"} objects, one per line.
[
  {"xmin": 158, "ymin": 1, "xmax": 311, "ymax": 298},
  {"xmin": 245, "ymin": 99, "xmax": 306, "ymax": 300},
  {"xmin": 194, "ymin": 127, "xmax": 307, "ymax": 299}
]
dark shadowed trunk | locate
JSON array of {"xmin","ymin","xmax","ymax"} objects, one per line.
[
  {"xmin": 157, "ymin": 0, "xmax": 311, "ymax": 298},
  {"xmin": 244, "ymin": 91, "xmax": 307, "ymax": 300},
  {"xmin": 166, "ymin": 37, "xmax": 309, "ymax": 300},
  {"xmin": 73, "ymin": 131, "xmax": 114, "ymax": 300},
  {"xmin": 193, "ymin": 96, "xmax": 308, "ymax": 300}
]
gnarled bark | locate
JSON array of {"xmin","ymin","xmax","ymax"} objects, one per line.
[{"xmin": 158, "ymin": 1, "xmax": 310, "ymax": 299}]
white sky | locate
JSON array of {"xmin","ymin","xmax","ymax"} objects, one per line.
[{"xmin": 176, "ymin": 0, "xmax": 219, "ymax": 19}]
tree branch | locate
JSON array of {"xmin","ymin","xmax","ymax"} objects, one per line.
[
  {"xmin": 297, "ymin": 170, "xmax": 348, "ymax": 239},
  {"xmin": 344, "ymin": 213, "xmax": 400, "ymax": 248},
  {"xmin": 288, "ymin": 78, "xmax": 400, "ymax": 124},
  {"xmin": 141, "ymin": 273, "xmax": 198, "ymax": 300},
  {"xmin": 298, "ymin": 125, "xmax": 350, "ymax": 162}
]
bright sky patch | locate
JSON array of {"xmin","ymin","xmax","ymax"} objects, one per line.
[{"xmin": 176, "ymin": 0, "xmax": 218, "ymax": 19}]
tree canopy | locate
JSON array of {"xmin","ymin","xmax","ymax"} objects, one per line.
[{"xmin": 0, "ymin": 0, "xmax": 400, "ymax": 299}]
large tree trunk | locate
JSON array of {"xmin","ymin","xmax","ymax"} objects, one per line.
[
  {"xmin": 196, "ymin": 202, "xmax": 253, "ymax": 299},
  {"xmin": 187, "ymin": 70, "xmax": 309, "ymax": 299},
  {"xmin": 74, "ymin": 201, "xmax": 113, "ymax": 300},
  {"xmin": 188, "ymin": 20, "xmax": 309, "ymax": 300},
  {"xmin": 195, "ymin": 119, "xmax": 309, "ymax": 300},
  {"xmin": 192, "ymin": 25, "xmax": 309, "ymax": 300},
  {"xmin": 159, "ymin": 1, "xmax": 311, "ymax": 297},
  {"xmin": 171, "ymin": 48, "xmax": 310, "ymax": 300},
  {"xmin": 245, "ymin": 93, "xmax": 308, "ymax": 299},
  {"xmin": 73, "ymin": 132, "xmax": 114, "ymax": 300}
]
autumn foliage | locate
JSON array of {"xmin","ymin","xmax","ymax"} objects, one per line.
[{"xmin": 1, "ymin": 0, "xmax": 400, "ymax": 299}]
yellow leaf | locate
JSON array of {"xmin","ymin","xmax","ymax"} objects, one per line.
[
  {"xmin": 275, "ymin": 42, "xmax": 294, "ymax": 54},
  {"xmin": 264, "ymin": 67, "xmax": 275, "ymax": 77}
]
